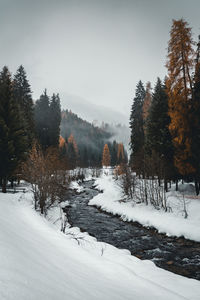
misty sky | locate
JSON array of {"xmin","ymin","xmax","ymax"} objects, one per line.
[{"xmin": 0, "ymin": 0, "xmax": 200, "ymax": 117}]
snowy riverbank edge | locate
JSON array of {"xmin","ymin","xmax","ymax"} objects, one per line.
[
  {"xmin": 1, "ymin": 187, "xmax": 200, "ymax": 299},
  {"xmin": 89, "ymin": 173, "xmax": 200, "ymax": 242}
]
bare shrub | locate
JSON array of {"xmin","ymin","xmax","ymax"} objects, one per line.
[{"xmin": 22, "ymin": 142, "xmax": 69, "ymax": 215}]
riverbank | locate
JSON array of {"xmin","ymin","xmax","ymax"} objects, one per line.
[
  {"xmin": 1, "ymin": 186, "xmax": 200, "ymax": 300},
  {"xmin": 89, "ymin": 172, "xmax": 200, "ymax": 242}
]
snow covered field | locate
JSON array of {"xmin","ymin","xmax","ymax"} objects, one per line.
[
  {"xmin": 1, "ymin": 188, "xmax": 200, "ymax": 299},
  {"xmin": 89, "ymin": 172, "xmax": 200, "ymax": 242}
]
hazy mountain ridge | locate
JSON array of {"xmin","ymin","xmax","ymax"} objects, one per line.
[
  {"xmin": 60, "ymin": 93, "xmax": 129, "ymax": 126},
  {"xmin": 60, "ymin": 93, "xmax": 130, "ymax": 153}
]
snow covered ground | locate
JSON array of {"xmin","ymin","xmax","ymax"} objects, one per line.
[
  {"xmin": 1, "ymin": 188, "xmax": 200, "ymax": 299},
  {"xmin": 89, "ymin": 172, "xmax": 200, "ymax": 242}
]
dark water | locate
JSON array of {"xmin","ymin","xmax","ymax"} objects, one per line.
[{"xmin": 64, "ymin": 180, "xmax": 200, "ymax": 280}]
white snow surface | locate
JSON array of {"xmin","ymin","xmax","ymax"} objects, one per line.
[
  {"xmin": 89, "ymin": 173, "xmax": 200, "ymax": 242},
  {"xmin": 1, "ymin": 190, "xmax": 200, "ymax": 300}
]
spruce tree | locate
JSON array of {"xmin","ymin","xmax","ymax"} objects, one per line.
[
  {"xmin": 142, "ymin": 81, "xmax": 152, "ymax": 128},
  {"xmin": 34, "ymin": 89, "xmax": 50, "ymax": 150},
  {"xmin": 191, "ymin": 36, "xmax": 200, "ymax": 193},
  {"xmin": 129, "ymin": 80, "xmax": 145, "ymax": 174},
  {"xmin": 13, "ymin": 65, "xmax": 34, "ymax": 147},
  {"xmin": 145, "ymin": 78, "xmax": 175, "ymax": 184},
  {"xmin": 111, "ymin": 140, "xmax": 118, "ymax": 166},
  {"xmin": 49, "ymin": 93, "xmax": 61, "ymax": 147},
  {"xmin": 0, "ymin": 66, "xmax": 27, "ymax": 192}
]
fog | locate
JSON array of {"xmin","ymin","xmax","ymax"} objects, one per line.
[{"xmin": 0, "ymin": 0, "xmax": 200, "ymax": 119}]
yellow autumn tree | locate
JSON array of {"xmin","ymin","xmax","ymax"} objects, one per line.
[
  {"xmin": 166, "ymin": 19, "xmax": 195, "ymax": 175},
  {"xmin": 59, "ymin": 135, "xmax": 66, "ymax": 148},
  {"xmin": 102, "ymin": 144, "xmax": 111, "ymax": 167}
]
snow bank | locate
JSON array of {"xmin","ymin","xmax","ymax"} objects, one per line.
[
  {"xmin": 1, "ymin": 191, "xmax": 200, "ymax": 299},
  {"xmin": 89, "ymin": 174, "xmax": 200, "ymax": 242}
]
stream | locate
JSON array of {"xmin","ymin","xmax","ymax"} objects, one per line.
[{"xmin": 64, "ymin": 180, "xmax": 200, "ymax": 280}]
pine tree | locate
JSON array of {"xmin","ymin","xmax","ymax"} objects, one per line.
[
  {"xmin": 0, "ymin": 66, "xmax": 28, "ymax": 192},
  {"xmin": 190, "ymin": 36, "xmax": 200, "ymax": 193},
  {"xmin": 102, "ymin": 144, "xmax": 111, "ymax": 167},
  {"xmin": 129, "ymin": 80, "xmax": 145, "ymax": 174},
  {"xmin": 13, "ymin": 65, "xmax": 34, "ymax": 147},
  {"xmin": 111, "ymin": 140, "xmax": 118, "ymax": 166},
  {"xmin": 68, "ymin": 134, "xmax": 79, "ymax": 168},
  {"xmin": 49, "ymin": 93, "xmax": 61, "ymax": 147},
  {"xmin": 145, "ymin": 78, "xmax": 175, "ymax": 183},
  {"xmin": 34, "ymin": 89, "xmax": 50, "ymax": 150},
  {"xmin": 166, "ymin": 19, "xmax": 195, "ymax": 176},
  {"xmin": 142, "ymin": 81, "xmax": 152, "ymax": 128}
]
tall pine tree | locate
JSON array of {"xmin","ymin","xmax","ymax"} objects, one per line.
[
  {"xmin": 145, "ymin": 78, "xmax": 175, "ymax": 185},
  {"xmin": 13, "ymin": 65, "xmax": 34, "ymax": 147},
  {"xmin": 49, "ymin": 93, "xmax": 61, "ymax": 147},
  {"xmin": 0, "ymin": 66, "xmax": 28, "ymax": 192},
  {"xmin": 129, "ymin": 80, "xmax": 145, "ymax": 174},
  {"xmin": 34, "ymin": 89, "xmax": 50, "ymax": 150},
  {"xmin": 190, "ymin": 35, "xmax": 200, "ymax": 193}
]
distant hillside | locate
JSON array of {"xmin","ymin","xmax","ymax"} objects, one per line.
[
  {"xmin": 60, "ymin": 110, "xmax": 112, "ymax": 167},
  {"xmin": 61, "ymin": 110, "xmax": 111, "ymax": 148},
  {"xmin": 60, "ymin": 93, "xmax": 128, "ymax": 126}
]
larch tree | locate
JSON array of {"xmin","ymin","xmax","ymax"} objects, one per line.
[
  {"xmin": 166, "ymin": 19, "xmax": 195, "ymax": 176},
  {"xmin": 102, "ymin": 144, "xmax": 111, "ymax": 167}
]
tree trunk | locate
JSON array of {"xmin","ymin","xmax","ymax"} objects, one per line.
[
  {"xmin": 2, "ymin": 178, "xmax": 7, "ymax": 193},
  {"xmin": 176, "ymin": 180, "xmax": 178, "ymax": 191},
  {"xmin": 164, "ymin": 179, "xmax": 168, "ymax": 192},
  {"xmin": 10, "ymin": 179, "xmax": 14, "ymax": 188},
  {"xmin": 195, "ymin": 179, "xmax": 199, "ymax": 195}
]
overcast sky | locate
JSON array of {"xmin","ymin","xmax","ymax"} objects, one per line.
[{"xmin": 0, "ymin": 0, "xmax": 200, "ymax": 116}]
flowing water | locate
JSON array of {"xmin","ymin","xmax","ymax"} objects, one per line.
[{"xmin": 64, "ymin": 180, "xmax": 200, "ymax": 280}]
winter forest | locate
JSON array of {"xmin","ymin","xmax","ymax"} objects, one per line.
[{"xmin": 1, "ymin": 2, "xmax": 200, "ymax": 299}]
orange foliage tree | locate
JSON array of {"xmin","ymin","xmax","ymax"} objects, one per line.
[
  {"xmin": 102, "ymin": 144, "xmax": 111, "ymax": 167},
  {"xmin": 166, "ymin": 19, "xmax": 195, "ymax": 175}
]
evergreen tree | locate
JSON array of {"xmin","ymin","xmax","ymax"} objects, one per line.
[
  {"xmin": 0, "ymin": 66, "xmax": 27, "ymax": 192},
  {"xmin": 166, "ymin": 19, "xmax": 195, "ymax": 176},
  {"xmin": 111, "ymin": 140, "xmax": 118, "ymax": 166},
  {"xmin": 129, "ymin": 80, "xmax": 145, "ymax": 174},
  {"xmin": 146, "ymin": 78, "xmax": 175, "ymax": 183},
  {"xmin": 13, "ymin": 65, "xmax": 34, "ymax": 147},
  {"xmin": 142, "ymin": 81, "xmax": 152, "ymax": 128},
  {"xmin": 34, "ymin": 89, "xmax": 50, "ymax": 150},
  {"xmin": 49, "ymin": 93, "xmax": 61, "ymax": 147},
  {"xmin": 102, "ymin": 144, "xmax": 111, "ymax": 167},
  {"xmin": 191, "ymin": 36, "xmax": 200, "ymax": 193},
  {"xmin": 67, "ymin": 142, "xmax": 77, "ymax": 169}
]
